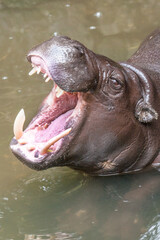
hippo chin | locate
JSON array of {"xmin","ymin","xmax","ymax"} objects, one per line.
[{"xmin": 10, "ymin": 29, "xmax": 160, "ymax": 176}]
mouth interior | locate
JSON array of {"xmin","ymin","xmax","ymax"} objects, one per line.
[{"xmin": 13, "ymin": 56, "xmax": 78, "ymax": 159}]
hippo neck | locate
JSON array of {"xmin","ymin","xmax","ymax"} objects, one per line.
[
  {"xmin": 120, "ymin": 63, "xmax": 160, "ymax": 169},
  {"xmin": 127, "ymin": 28, "xmax": 160, "ymax": 74}
]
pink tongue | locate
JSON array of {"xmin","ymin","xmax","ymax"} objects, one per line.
[{"xmin": 35, "ymin": 110, "xmax": 73, "ymax": 142}]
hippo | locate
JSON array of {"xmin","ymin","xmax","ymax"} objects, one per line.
[{"xmin": 10, "ymin": 29, "xmax": 160, "ymax": 176}]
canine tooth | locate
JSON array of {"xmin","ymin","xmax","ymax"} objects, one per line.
[
  {"xmin": 13, "ymin": 109, "xmax": 25, "ymax": 140},
  {"xmin": 45, "ymin": 76, "xmax": 51, "ymax": 82},
  {"xmin": 28, "ymin": 67, "xmax": 37, "ymax": 76},
  {"xmin": 40, "ymin": 128, "xmax": 72, "ymax": 155},
  {"xmin": 37, "ymin": 66, "xmax": 41, "ymax": 74}
]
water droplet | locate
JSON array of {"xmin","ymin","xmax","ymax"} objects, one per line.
[
  {"xmin": 2, "ymin": 76, "xmax": 8, "ymax": 80},
  {"xmin": 94, "ymin": 12, "xmax": 102, "ymax": 18},
  {"xmin": 89, "ymin": 26, "xmax": 96, "ymax": 30},
  {"xmin": 3, "ymin": 197, "xmax": 8, "ymax": 201},
  {"xmin": 54, "ymin": 32, "xmax": 58, "ymax": 36}
]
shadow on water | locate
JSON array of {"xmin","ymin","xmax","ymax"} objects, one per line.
[
  {"xmin": 0, "ymin": 169, "xmax": 159, "ymax": 240},
  {"xmin": 0, "ymin": 0, "xmax": 160, "ymax": 239}
]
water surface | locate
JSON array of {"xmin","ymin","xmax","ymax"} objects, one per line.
[{"xmin": 0, "ymin": 0, "xmax": 160, "ymax": 239}]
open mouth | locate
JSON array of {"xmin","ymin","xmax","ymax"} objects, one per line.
[{"xmin": 11, "ymin": 55, "xmax": 85, "ymax": 168}]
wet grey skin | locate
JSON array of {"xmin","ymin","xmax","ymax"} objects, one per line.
[{"xmin": 10, "ymin": 29, "xmax": 160, "ymax": 176}]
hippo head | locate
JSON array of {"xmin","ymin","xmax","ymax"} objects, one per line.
[{"xmin": 10, "ymin": 36, "xmax": 159, "ymax": 175}]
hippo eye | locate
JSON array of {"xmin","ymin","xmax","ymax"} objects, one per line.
[
  {"xmin": 109, "ymin": 77, "xmax": 123, "ymax": 91},
  {"xmin": 73, "ymin": 45, "xmax": 84, "ymax": 56}
]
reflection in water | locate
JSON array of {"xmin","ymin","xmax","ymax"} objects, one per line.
[
  {"xmin": 24, "ymin": 215, "xmax": 160, "ymax": 240},
  {"xmin": 0, "ymin": 170, "xmax": 159, "ymax": 240},
  {"xmin": 0, "ymin": 0, "xmax": 160, "ymax": 240},
  {"xmin": 25, "ymin": 232, "xmax": 82, "ymax": 240},
  {"xmin": 140, "ymin": 215, "xmax": 160, "ymax": 240}
]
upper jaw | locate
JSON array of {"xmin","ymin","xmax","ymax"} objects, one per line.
[
  {"xmin": 10, "ymin": 36, "xmax": 98, "ymax": 170},
  {"xmin": 27, "ymin": 36, "xmax": 99, "ymax": 93},
  {"xmin": 28, "ymin": 55, "xmax": 53, "ymax": 83}
]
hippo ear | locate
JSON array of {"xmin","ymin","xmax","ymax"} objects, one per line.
[
  {"xmin": 121, "ymin": 63, "xmax": 158, "ymax": 123},
  {"xmin": 135, "ymin": 99, "xmax": 158, "ymax": 123}
]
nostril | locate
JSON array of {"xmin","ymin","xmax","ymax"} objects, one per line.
[{"xmin": 73, "ymin": 45, "xmax": 84, "ymax": 56}]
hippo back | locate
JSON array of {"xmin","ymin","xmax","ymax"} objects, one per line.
[{"xmin": 127, "ymin": 28, "xmax": 160, "ymax": 74}]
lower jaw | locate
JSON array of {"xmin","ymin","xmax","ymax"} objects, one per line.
[
  {"xmin": 12, "ymin": 109, "xmax": 74, "ymax": 160},
  {"xmin": 10, "ymin": 92, "xmax": 87, "ymax": 169}
]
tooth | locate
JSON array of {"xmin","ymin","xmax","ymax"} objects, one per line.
[
  {"xmin": 27, "ymin": 145, "xmax": 35, "ymax": 151},
  {"xmin": 13, "ymin": 109, "xmax": 25, "ymax": 140},
  {"xmin": 37, "ymin": 66, "xmax": 41, "ymax": 74},
  {"xmin": 45, "ymin": 76, "xmax": 51, "ymax": 82},
  {"xmin": 56, "ymin": 86, "xmax": 64, "ymax": 98},
  {"xmin": 40, "ymin": 128, "xmax": 72, "ymax": 155},
  {"xmin": 18, "ymin": 139, "xmax": 27, "ymax": 145},
  {"xmin": 43, "ymin": 123, "xmax": 49, "ymax": 129},
  {"xmin": 43, "ymin": 73, "xmax": 47, "ymax": 78},
  {"xmin": 28, "ymin": 67, "xmax": 37, "ymax": 76}
]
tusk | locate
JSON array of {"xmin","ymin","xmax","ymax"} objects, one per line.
[
  {"xmin": 40, "ymin": 128, "xmax": 72, "ymax": 155},
  {"xmin": 13, "ymin": 109, "xmax": 25, "ymax": 140},
  {"xmin": 29, "ymin": 67, "xmax": 37, "ymax": 76}
]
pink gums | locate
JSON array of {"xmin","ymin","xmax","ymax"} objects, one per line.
[{"xmin": 35, "ymin": 110, "xmax": 73, "ymax": 143}]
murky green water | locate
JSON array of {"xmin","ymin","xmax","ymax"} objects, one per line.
[{"xmin": 0, "ymin": 0, "xmax": 160, "ymax": 239}]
